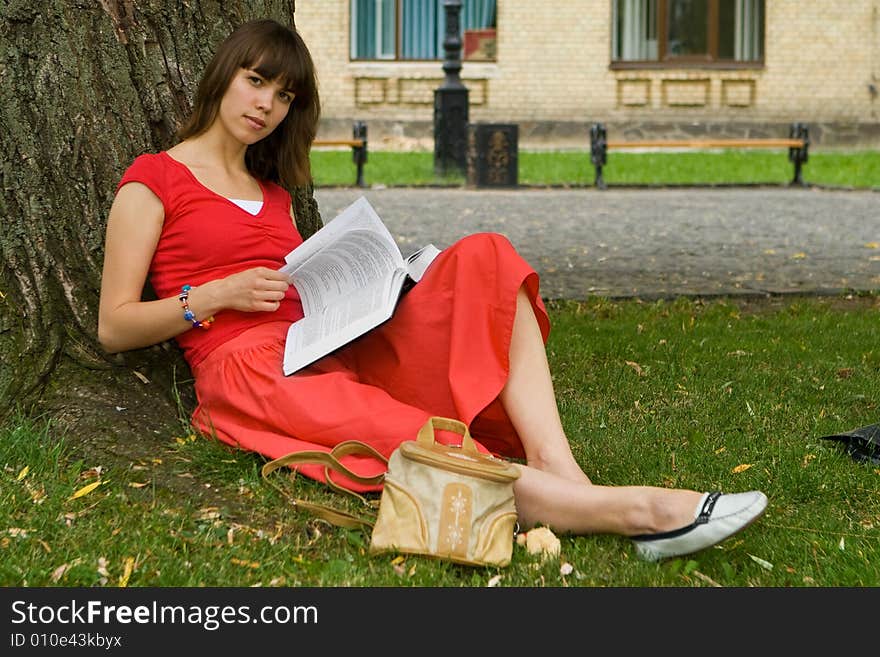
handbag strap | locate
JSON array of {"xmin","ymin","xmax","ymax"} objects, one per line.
[
  {"xmin": 416, "ymin": 416, "xmax": 478, "ymax": 454},
  {"xmin": 260, "ymin": 440, "xmax": 387, "ymax": 530}
]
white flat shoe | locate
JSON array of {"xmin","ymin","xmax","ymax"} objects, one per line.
[{"xmin": 631, "ymin": 491, "xmax": 768, "ymax": 562}]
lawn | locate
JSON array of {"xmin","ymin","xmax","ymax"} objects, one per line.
[
  {"xmin": 310, "ymin": 148, "xmax": 880, "ymax": 189},
  {"xmin": 3, "ymin": 295, "xmax": 879, "ymax": 587}
]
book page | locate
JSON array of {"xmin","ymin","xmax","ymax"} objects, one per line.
[
  {"xmin": 286, "ymin": 229, "xmax": 403, "ymax": 316},
  {"xmin": 406, "ymin": 243, "xmax": 441, "ymax": 282},
  {"xmin": 278, "ymin": 196, "xmax": 405, "ymax": 316},
  {"xmin": 283, "ymin": 269, "xmax": 409, "ymax": 375},
  {"xmin": 280, "ymin": 195, "xmax": 401, "ymax": 274}
]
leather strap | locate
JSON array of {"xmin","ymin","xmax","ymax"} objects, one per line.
[
  {"xmin": 261, "ymin": 440, "xmax": 388, "ymax": 530},
  {"xmin": 416, "ymin": 416, "xmax": 477, "ymax": 453}
]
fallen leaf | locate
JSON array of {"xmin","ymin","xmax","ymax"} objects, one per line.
[
  {"xmin": 748, "ymin": 553, "xmax": 774, "ymax": 570},
  {"xmin": 487, "ymin": 574, "xmax": 503, "ymax": 587},
  {"xmin": 78, "ymin": 467, "xmax": 104, "ymax": 481},
  {"xmin": 731, "ymin": 463, "xmax": 753, "ymax": 474},
  {"xmin": 865, "ymin": 242, "xmax": 879, "ymax": 249},
  {"xmin": 50, "ymin": 563, "xmax": 71, "ymax": 583},
  {"xmin": 195, "ymin": 507, "xmax": 221, "ymax": 521},
  {"xmin": 128, "ymin": 481, "xmax": 149, "ymax": 488},
  {"xmin": 625, "ymin": 360, "xmax": 645, "ymax": 376},
  {"xmin": 790, "ymin": 252, "xmax": 807, "ymax": 259},
  {"xmin": 230, "ymin": 558, "xmax": 260, "ymax": 569},
  {"xmin": 69, "ymin": 480, "xmax": 103, "ymax": 500},
  {"xmin": 692, "ymin": 570, "xmax": 722, "ymax": 587},
  {"xmin": 119, "ymin": 557, "xmax": 135, "ymax": 586},
  {"xmin": 16, "ymin": 466, "xmax": 29, "ymax": 481},
  {"xmin": 838, "ymin": 537, "xmax": 845, "ymax": 551}
]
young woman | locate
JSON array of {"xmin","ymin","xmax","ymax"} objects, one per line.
[{"xmin": 98, "ymin": 19, "xmax": 767, "ymax": 562}]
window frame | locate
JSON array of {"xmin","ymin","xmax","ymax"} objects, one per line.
[{"xmin": 611, "ymin": 0, "xmax": 765, "ymax": 70}]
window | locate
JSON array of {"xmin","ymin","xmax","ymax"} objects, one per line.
[
  {"xmin": 612, "ymin": 0, "xmax": 764, "ymax": 65},
  {"xmin": 350, "ymin": 0, "xmax": 497, "ymax": 61}
]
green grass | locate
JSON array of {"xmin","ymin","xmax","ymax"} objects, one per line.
[
  {"xmin": 3, "ymin": 295, "xmax": 879, "ymax": 587},
  {"xmin": 310, "ymin": 148, "xmax": 880, "ymax": 189}
]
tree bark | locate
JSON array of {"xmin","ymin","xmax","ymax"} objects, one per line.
[{"xmin": 0, "ymin": 1, "xmax": 322, "ymax": 451}]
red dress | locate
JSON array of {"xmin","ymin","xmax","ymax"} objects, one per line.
[{"xmin": 118, "ymin": 153, "xmax": 550, "ymax": 491}]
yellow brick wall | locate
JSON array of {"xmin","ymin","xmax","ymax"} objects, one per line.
[{"xmin": 295, "ymin": 1, "xmax": 880, "ymax": 142}]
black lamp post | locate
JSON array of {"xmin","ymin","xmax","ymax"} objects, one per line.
[{"xmin": 433, "ymin": 0, "xmax": 469, "ymax": 176}]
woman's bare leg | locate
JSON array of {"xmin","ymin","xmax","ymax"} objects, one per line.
[
  {"xmin": 514, "ymin": 464, "xmax": 704, "ymax": 535},
  {"xmin": 500, "ymin": 286, "xmax": 704, "ymax": 534},
  {"xmin": 499, "ymin": 286, "xmax": 591, "ymax": 483}
]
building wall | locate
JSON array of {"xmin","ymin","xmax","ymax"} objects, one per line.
[{"xmin": 295, "ymin": 1, "xmax": 880, "ymax": 147}]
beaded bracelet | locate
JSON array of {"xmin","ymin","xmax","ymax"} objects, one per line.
[{"xmin": 178, "ymin": 284, "xmax": 214, "ymax": 329}]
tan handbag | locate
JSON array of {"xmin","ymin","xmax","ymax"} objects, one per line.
[
  {"xmin": 369, "ymin": 416, "xmax": 521, "ymax": 567},
  {"xmin": 261, "ymin": 417, "xmax": 521, "ymax": 568}
]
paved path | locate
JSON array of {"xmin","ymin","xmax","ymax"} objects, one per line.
[{"xmin": 315, "ymin": 187, "xmax": 880, "ymax": 300}]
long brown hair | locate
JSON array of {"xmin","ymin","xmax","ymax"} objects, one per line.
[{"xmin": 177, "ymin": 19, "xmax": 320, "ymax": 188}]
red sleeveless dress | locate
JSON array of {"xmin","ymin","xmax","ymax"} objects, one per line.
[{"xmin": 118, "ymin": 153, "xmax": 550, "ymax": 491}]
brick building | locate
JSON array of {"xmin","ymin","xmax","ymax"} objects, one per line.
[{"xmin": 295, "ymin": 1, "xmax": 880, "ymax": 148}]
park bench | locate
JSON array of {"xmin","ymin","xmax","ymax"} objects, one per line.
[
  {"xmin": 589, "ymin": 122, "xmax": 810, "ymax": 190},
  {"xmin": 312, "ymin": 120, "xmax": 368, "ymax": 187}
]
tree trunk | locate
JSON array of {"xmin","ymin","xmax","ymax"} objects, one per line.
[{"xmin": 0, "ymin": 1, "xmax": 322, "ymax": 457}]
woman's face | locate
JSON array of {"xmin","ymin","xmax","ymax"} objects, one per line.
[{"xmin": 216, "ymin": 67, "xmax": 295, "ymax": 144}]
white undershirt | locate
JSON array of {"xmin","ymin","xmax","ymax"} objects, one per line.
[{"xmin": 229, "ymin": 198, "xmax": 263, "ymax": 215}]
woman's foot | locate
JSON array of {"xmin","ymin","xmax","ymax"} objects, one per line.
[{"xmin": 630, "ymin": 491, "xmax": 768, "ymax": 562}]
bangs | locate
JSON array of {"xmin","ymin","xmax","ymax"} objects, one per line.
[{"xmin": 242, "ymin": 40, "xmax": 312, "ymax": 97}]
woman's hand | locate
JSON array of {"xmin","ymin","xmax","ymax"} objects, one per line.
[{"xmin": 200, "ymin": 267, "xmax": 291, "ymax": 314}]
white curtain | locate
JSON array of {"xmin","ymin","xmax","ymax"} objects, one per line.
[
  {"xmin": 735, "ymin": 0, "xmax": 761, "ymax": 60},
  {"xmin": 613, "ymin": 0, "xmax": 657, "ymax": 61}
]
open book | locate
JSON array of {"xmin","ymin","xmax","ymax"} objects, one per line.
[{"xmin": 279, "ymin": 196, "xmax": 441, "ymax": 375}]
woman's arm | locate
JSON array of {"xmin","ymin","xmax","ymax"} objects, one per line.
[{"xmin": 97, "ymin": 182, "xmax": 290, "ymax": 353}]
